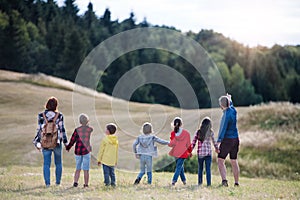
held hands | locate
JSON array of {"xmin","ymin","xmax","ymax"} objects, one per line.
[
  {"xmin": 215, "ymin": 142, "xmax": 221, "ymax": 153},
  {"xmin": 64, "ymin": 143, "xmax": 70, "ymax": 152},
  {"xmin": 135, "ymin": 154, "xmax": 140, "ymax": 159}
]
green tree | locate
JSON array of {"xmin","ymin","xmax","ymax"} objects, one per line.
[
  {"xmin": 228, "ymin": 63, "xmax": 262, "ymax": 105},
  {"xmin": 4, "ymin": 10, "xmax": 30, "ymax": 72},
  {"xmin": 120, "ymin": 12, "xmax": 136, "ymax": 31},
  {"xmin": 60, "ymin": 28, "xmax": 88, "ymax": 81},
  {"xmin": 62, "ymin": 0, "xmax": 79, "ymax": 22},
  {"xmin": 286, "ymin": 74, "xmax": 300, "ymax": 103},
  {"xmin": 44, "ymin": 0, "xmax": 59, "ymax": 27},
  {"xmin": 0, "ymin": 11, "xmax": 9, "ymax": 68},
  {"xmin": 44, "ymin": 16, "xmax": 65, "ymax": 75}
]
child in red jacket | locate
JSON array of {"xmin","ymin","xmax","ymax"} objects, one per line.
[{"xmin": 168, "ymin": 117, "xmax": 192, "ymax": 186}]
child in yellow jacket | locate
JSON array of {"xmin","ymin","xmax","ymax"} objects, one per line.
[{"xmin": 97, "ymin": 123, "xmax": 119, "ymax": 187}]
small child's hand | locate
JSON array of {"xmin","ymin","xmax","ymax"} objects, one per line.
[
  {"xmin": 97, "ymin": 162, "xmax": 101, "ymax": 166},
  {"xmin": 135, "ymin": 154, "xmax": 140, "ymax": 159}
]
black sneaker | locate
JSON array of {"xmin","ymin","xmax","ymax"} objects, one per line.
[
  {"xmin": 134, "ymin": 178, "xmax": 141, "ymax": 185},
  {"xmin": 83, "ymin": 184, "xmax": 88, "ymax": 188},
  {"xmin": 73, "ymin": 182, "xmax": 78, "ymax": 187},
  {"xmin": 234, "ymin": 183, "xmax": 239, "ymax": 187},
  {"xmin": 222, "ymin": 180, "xmax": 228, "ymax": 187}
]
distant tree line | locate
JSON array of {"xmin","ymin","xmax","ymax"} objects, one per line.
[{"xmin": 1, "ymin": 0, "xmax": 300, "ymax": 108}]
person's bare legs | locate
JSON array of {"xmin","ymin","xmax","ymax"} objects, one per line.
[
  {"xmin": 74, "ymin": 169, "xmax": 81, "ymax": 185},
  {"xmin": 217, "ymin": 158, "xmax": 227, "ymax": 181},
  {"xmin": 84, "ymin": 170, "xmax": 89, "ymax": 186},
  {"xmin": 230, "ymin": 159, "xmax": 240, "ymax": 184}
]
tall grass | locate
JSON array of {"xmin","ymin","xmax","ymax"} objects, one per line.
[
  {"xmin": 238, "ymin": 102, "xmax": 300, "ymax": 180},
  {"xmin": 239, "ymin": 102, "xmax": 300, "ymax": 132}
]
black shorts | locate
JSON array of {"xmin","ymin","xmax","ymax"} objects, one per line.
[{"xmin": 218, "ymin": 138, "xmax": 239, "ymax": 159}]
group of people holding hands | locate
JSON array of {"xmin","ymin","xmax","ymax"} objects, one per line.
[{"xmin": 33, "ymin": 93, "xmax": 240, "ymax": 188}]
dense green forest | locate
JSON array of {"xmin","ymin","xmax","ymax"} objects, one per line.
[{"xmin": 1, "ymin": 0, "xmax": 300, "ymax": 108}]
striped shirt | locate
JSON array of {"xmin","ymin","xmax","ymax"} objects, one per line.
[{"xmin": 191, "ymin": 130, "xmax": 218, "ymax": 157}]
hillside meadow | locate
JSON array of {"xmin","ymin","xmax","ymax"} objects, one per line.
[{"xmin": 0, "ymin": 70, "xmax": 299, "ymax": 199}]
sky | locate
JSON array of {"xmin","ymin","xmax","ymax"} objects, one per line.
[{"xmin": 57, "ymin": 0, "xmax": 300, "ymax": 47}]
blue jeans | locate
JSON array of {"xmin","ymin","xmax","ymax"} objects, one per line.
[
  {"xmin": 137, "ymin": 155, "xmax": 152, "ymax": 184},
  {"xmin": 42, "ymin": 144, "xmax": 62, "ymax": 186},
  {"xmin": 172, "ymin": 158, "xmax": 186, "ymax": 183},
  {"xmin": 198, "ymin": 155, "xmax": 212, "ymax": 186},
  {"xmin": 102, "ymin": 164, "xmax": 116, "ymax": 186}
]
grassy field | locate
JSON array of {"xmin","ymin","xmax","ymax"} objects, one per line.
[
  {"xmin": 0, "ymin": 166, "xmax": 299, "ymax": 200},
  {"xmin": 0, "ymin": 70, "xmax": 300, "ymax": 199}
]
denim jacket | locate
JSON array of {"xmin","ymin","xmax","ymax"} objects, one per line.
[{"xmin": 133, "ymin": 134, "xmax": 169, "ymax": 157}]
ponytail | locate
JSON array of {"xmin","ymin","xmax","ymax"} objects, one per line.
[
  {"xmin": 197, "ymin": 117, "xmax": 211, "ymax": 142},
  {"xmin": 173, "ymin": 117, "xmax": 182, "ymax": 133},
  {"xmin": 174, "ymin": 123, "xmax": 180, "ymax": 133}
]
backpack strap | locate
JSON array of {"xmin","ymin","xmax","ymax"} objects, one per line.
[
  {"xmin": 52, "ymin": 112, "xmax": 59, "ymax": 134},
  {"xmin": 42, "ymin": 113, "xmax": 48, "ymax": 124},
  {"xmin": 42, "ymin": 112, "xmax": 59, "ymax": 123},
  {"xmin": 53, "ymin": 112, "xmax": 59, "ymax": 123},
  {"xmin": 42, "ymin": 112, "xmax": 59, "ymax": 134}
]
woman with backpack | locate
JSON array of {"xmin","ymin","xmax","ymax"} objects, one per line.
[{"xmin": 33, "ymin": 97, "xmax": 68, "ymax": 187}]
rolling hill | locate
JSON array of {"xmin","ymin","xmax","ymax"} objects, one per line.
[
  {"xmin": 0, "ymin": 70, "xmax": 300, "ymax": 199},
  {"xmin": 0, "ymin": 69, "xmax": 227, "ymax": 170}
]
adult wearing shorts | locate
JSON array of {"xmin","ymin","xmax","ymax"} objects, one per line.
[{"xmin": 217, "ymin": 94, "xmax": 240, "ymax": 187}]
